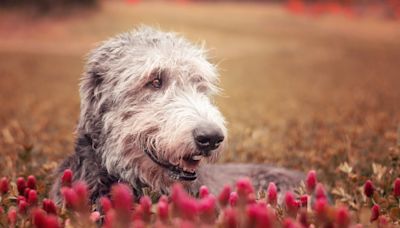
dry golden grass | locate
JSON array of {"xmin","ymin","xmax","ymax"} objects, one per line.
[{"xmin": 0, "ymin": 1, "xmax": 399, "ymax": 189}]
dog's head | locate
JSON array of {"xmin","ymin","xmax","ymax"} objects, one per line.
[{"xmin": 79, "ymin": 26, "xmax": 227, "ymax": 192}]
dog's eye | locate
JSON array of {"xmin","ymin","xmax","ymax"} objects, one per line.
[{"xmin": 150, "ymin": 78, "xmax": 162, "ymax": 89}]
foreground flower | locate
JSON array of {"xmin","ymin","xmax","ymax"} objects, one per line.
[
  {"xmin": 306, "ymin": 170, "xmax": 317, "ymax": 193},
  {"xmin": 218, "ymin": 185, "xmax": 231, "ymax": 207},
  {"xmin": 18, "ymin": 200, "xmax": 28, "ymax": 214},
  {"xmin": 223, "ymin": 207, "xmax": 238, "ymax": 228},
  {"xmin": 266, "ymin": 182, "xmax": 277, "ymax": 206},
  {"xmin": 197, "ymin": 185, "xmax": 209, "ymax": 198},
  {"xmin": 370, "ymin": 204, "xmax": 380, "ymax": 222},
  {"xmin": 283, "ymin": 218, "xmax": 301, "ymax": 228},
  {"xmin": 0, "ymin": 177, "xmax": 9, "ymax": 194},
  {"xmin": 171, "ymin": 184, "xmax": 198, "ymax": 220},
  {"xmin": 284, "ymin": 191, "xmax": 299, "ymax": 216},
  {"xmin": 140, "ymin": 195, "xmax": 152, "ymax": 222},
  {"xmin": 27, "ymin": 175, "xmax": 37, "ymax": 190},
  {"xmin": 90, "ymin": 211, "xmax": 101, "ymax": 222},
  {"xmin": 111, "ymin": 183, "xmax": 134, "ymax": 214},
  {"xmin": 62, "ymin": 169, "xmax": 73, "ymax": 187},
  {"xmin": 100, "ymin": 196, "xmax": 112, "ymax": 213},
  {"xmin": 198, "ymin": 194, "xmax": 217, "ymax": 223},
  {"xmin": 236, "ymin": 178, "xmax": 254, "ymax": 197},
  {"xmin": 315, "ymin": 183, "xmax": 327, "ymax": 200},
  {"xmin": 157, "ymin": 200, "xmax": 169, "ymax": 222},
  {"xmin": 16, "ymin": 177, "xmax": 26, "ymax": 195},
  {"xmin": 229, "ymin": 192, "xmax": 238, "ymax": 207},
  {"xmin": 335, "ymin": 206, "xmax": 350, "ymax": 227},
  {"xmin": 28, "ymin": 189, "xmax": 38, "ymax": 205},
  {"xmin": 7, "ymin": 207, "xmax": 17, "ymax": 226},
  {"xmin": 298, "ymin": 210, "xmax": 309, "ymax": 227},
  {"xmin": 314, "ymin": 198, "xmax": 328, "ymax": 221},
  {"xmin": 394, "ymin": 178, "xmax": 400, "ymax": 198},
  {"xmin": 299, "ymin": 195, "xmax": 308, "ymax": 208},
  {"xmin": 42, "ymin": 199, "xmax": 58, "ymax": 215},
  {"xmin": 32, "ymin": 209, "xmax": 60, "ymax": 228},
  {"xmin": 61, "ymin": 188, "xmax": 79, "ymax": 209},
  {"xmin": 246, "ymin": 203, "xmax": 275, "ymax": 227},
  {"xmin": 364, "ymin": 180, "xmax": 374, "ymax": 198}
]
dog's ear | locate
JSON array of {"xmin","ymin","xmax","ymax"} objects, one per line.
[
  {"xmin": 80, "ymin": 43, "xmax": 115, "ymax": 113},
  {"xmin": 77, "ymin": 45, "xmax": 113, "ymax": 137}
]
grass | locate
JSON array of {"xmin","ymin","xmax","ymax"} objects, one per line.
[{"xmin": 0, "ymin": 1, "xmax": 399, "ymax": 225}]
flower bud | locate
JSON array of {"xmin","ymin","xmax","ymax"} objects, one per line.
[
  {"xmin": 199, "ymin": 185, "xmax": 209, "ymax": 199},
  {"xmin": 314, "ymin": 198, "xmax": 328, "ymax": 221},
  {"xmin": 32, "ymin": 209, "xmax": 59, "ymax": 228},
  {"xmin": 298, "ymin": 209, "xmax": 309, "ymax": 227},
  {"xmin": 223, "ymin": 207, "xmax": 238, "ymax": 228},
  {"xmin": 306, "ymin": 170, "xmax": 317, "ymax": 193},
  {"xmin": 17, "ymin": 195, "xmax": 26, "ymax": 204},
  {"xmin": 299, "ymin": 195, "xmax": 308, "ymax": 207},
  {"xmin": 42, "ymin": 199, "xmax": 58, "ymax": 215},
  {"xmin": 236, "ymin": 178, "xmax": 254, "ymax": 198},
  {"xmin": 370, "ymin": 204, "xmax": 380, "ymax": 222},
  {"xmin": 104, "ymin": 210, "xmax": 116, "ymax": 228},
  {"xmin": 0, "ymin": 177, "xmax": 9, "ymax": 195},
  {"xmin": 246, "ymin": 204, "xmax": 274, "ymax": 228},
  {"xmin": 24, "ymin": 188, "xmax": 31, "ymax": 199},
  {"xmin": 157, "ymin": 201, "xmax": 169, "ymax": 222},
  {"xmin": 393, "ymin": 178, "xmax": 400, "ymax": 198},
  {"xmin": 364, "ymin": 180, "xmax": 374, "ymax": 198},
  {"xmin": 229, "ymin": 192, "xmax": 238, "ymax": 207},
  {"xmin": 73, "ymin": 181, "xmax": 89, "ymax": 210},
  {"xmin": 218, "ymin": 185, "xmax": 231, "ymax": 207},
  {"xmin": 8, "ymin": 207, "xmax": 17, "ymax": 225},
  {"xmin": 61, "ymin": 187, "xmax": 79, "ymax": 209},
  {"xmin": 180, "ymin": 197, "xmax": 198, "ymax": 220},
  {"xmin": 61, "ymin": 169, "xmax": 73, "ymax": 187},
  {"xmin": 45, "ymin": 215, "xmax": 60, "ymax": 228},
  {"xmin": 315, "ymin": 183, "xmax": 327, "ymax": 200},
  {"xmin": 27, "ymin": 175, "xmax": 37, "ymax": 190},
  {"xmin": 17, "ymin": 177, "xmax": 26, "ymax": 195},
  {"xmin": 284, "ymin": 191, "xmax": 299, "ymax": 216},
  {"xmin": 266, "ymin": 182, "xmax": 277, "ymax": 206},
  {"xmin": 28, "ymin": 189, "xmax": 38, "ymax": 205},
  {"xmin": 90, "ymin": 211, "xmax": 101, "ymax": 222},
  {"xmin": 140, "ymin": 195, "xmax": 152, "ymax": 222},
  {"xmin": 111, "ymin": 184, "xmax": 134, "ymax": 214},
  {"xmin": 378, "ymin": 216, "xmax": 389, "ymax": 226},
  {"xmin": 158, "ymin": 195, "xmax": 168, "ymax": 204},
  {"xmin": 100, "ymin": 196, "xmax": 113, "ymax": 214},
  {"xmin": 283, "ymin": 218, "xmax": 300, "ymax": 228},
  {"xmin": 335, "ymin": 206, "xmax": 350, "ymax": 227},
  {"xmin": 32, "ymin": 209, "xmax": 46, "ymax": 228},
  {"xmin": 198, "ymin": 195, "xmax": 217, "ymax": 223},
  {"xmin": 18, "ymin": 200, "xmax": 28, "ymax": 214}
]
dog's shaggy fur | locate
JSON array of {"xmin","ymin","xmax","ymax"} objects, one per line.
[{"xmin": 51, "ymin": 26, "xmax": 303, "ymax": 204}]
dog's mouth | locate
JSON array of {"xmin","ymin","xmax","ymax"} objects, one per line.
[{"xmin": 144, "ymin": 148, "xmax": 202, "ymax": 181}]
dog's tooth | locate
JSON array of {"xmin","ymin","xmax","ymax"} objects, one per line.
[{"xmin": 192, "ymin": 155, "xmax": 202, "ymax": 161}]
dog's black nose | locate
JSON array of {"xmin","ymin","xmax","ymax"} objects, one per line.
[{"xmin": 193, "ymin": 124, "xmax": 224, "ymax": 155}]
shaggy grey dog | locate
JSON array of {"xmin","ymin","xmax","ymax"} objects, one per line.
[{"xmin": 51, "ymin": 26, "xmax": 303, "ymax": 204}]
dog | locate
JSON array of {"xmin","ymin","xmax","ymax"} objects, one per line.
[{"xmin": 50, "ymin": 26, "xmax": 303, "ymax": 205}]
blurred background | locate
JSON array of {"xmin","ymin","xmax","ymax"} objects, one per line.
[{"xmin": 0, "ymin": 0, "xmax": 399, "ymax": 187}]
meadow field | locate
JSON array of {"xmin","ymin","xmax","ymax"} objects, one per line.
[{"xmin": 0, "ymin": 1, "xmax": 399, "ymax": 226}]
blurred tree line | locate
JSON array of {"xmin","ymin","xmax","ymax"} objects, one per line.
[{"xmin": 0, "ymin": 0, "xmax": 98, "ymax": 12}]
